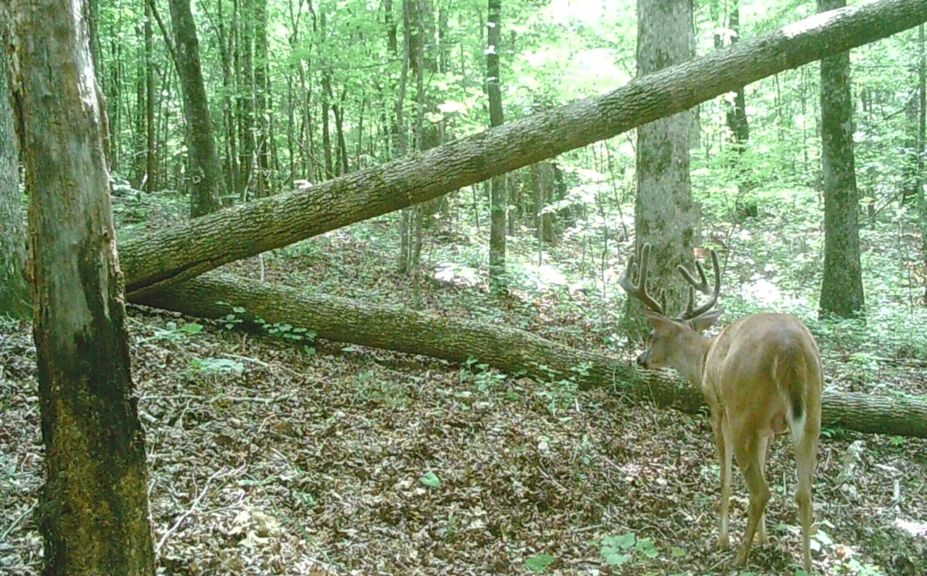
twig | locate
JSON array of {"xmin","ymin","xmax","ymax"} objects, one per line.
[
  {"xmin": 155, "ymin": 464, "xmax": 245, "ymax": 554},
  {"xmin": 0, "ymin": 502, "xmax": 36, "ymax": 540}
]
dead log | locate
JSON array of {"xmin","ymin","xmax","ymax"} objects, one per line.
[
  {"xmin": 136, "ymin": 272, "xmax": 927, "ymax": 439},
  {"xmin": 120, "ymin": 0, "xmax": 927, "ymax": 296}
]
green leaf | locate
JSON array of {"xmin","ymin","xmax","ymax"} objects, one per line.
[
  {"xmin": 524, "ymin": 554, "xmax": 555, "ymax": 573},
  {"xmin": 179, "ymin": 322, "xmax": 203, "ymax": 334},
  {"xmin": 602, "ymin": 532, "xmax": 636, "ymax": 550},
  {"xmin": 602, "ymin": 550, "xmax": 632, "ymax": 567},
  {"xmin": 635, "ymin": 537, "xmax": 658, "ymax": 558},
  {"xmin": 601, "ymin": 532, "xmax": 637, "ymax": 566},
  {"xmin": 419, "ymin": 471, "xmax": 441, "ymax": 489}
]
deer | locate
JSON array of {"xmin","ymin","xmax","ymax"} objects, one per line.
[{"xmin": 620, "ymin": 243, "xmax": 822, "ymax": 573}]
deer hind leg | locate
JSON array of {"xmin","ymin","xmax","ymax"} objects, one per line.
[
  {"xmin": 756, "ymin": 434, "xmax": 770, "ymax": 544},
  {"xmin": 794, "ymin": 430, "xmax": 818, "ymax": 573},
  {"xmin": 734, "ymin": 435, "xmax": 770, "ymax": 567},
  {"xmin": 715, "ymin": 412, "xmax": 733, "ymax": 548}
]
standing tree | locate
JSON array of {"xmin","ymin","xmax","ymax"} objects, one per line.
[
  {"xmin": 255, "ymin": 0, "xmax": 271, "ymax": 196},
  {"xmin": 818, "ymin": 0, "xmax": 865, "ymax": 318},
  {"xmin": 0, "ymin": 27, "xmax": 30, "ymax": 319},
  {"xmin": 10, "ymin": 0, "xmax": 156, "ymax": 572},
  {"xmin": 167, "ymin": 0, "xmax": 224, "ymax": 216},
  {"xmin": 715, "ymin": 0, "xmax": 749, "ymax": 148},
  {"xmin": 626, "ymin": 0, "xmax": 697, "ymax": 334},
  {"xmin": 487, "ymin": 0, "xmax": 507, "ymax": 293},
  {"xmin": 917, "ymin": 24, "xmax": 927, "ymax": 302},
  {"xmin": 144, "ymin": 0, "xmax": 157, "ymax": 192}
]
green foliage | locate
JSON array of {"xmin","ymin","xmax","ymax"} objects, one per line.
[
  {"xmin": 600, "ymin": 531, "xmax": 660, "ymax": 568},
  {"xmin": 419, "ymin": 471, "xmax": 441, "ymax": 489},
  {"xmin": 460, "ymin": 357, "xmax": 506, "ymax": 392},
  {"xmin": 189, "ymin": 357, "xmax": 245, "ymax": 375},
  {"xmin": 139, "ymin": 321, "xmax": 204, "ymax": 344},
  {"xmin": 524, "ymin": 553, "xmax": 556, "ymax": 573}
]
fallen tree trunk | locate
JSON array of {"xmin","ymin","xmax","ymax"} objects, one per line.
[
  {"xmin": 120, "ymin": 0, "xmax": 927, "ymax": 297},
  {"xmin": 135, "ymin": 272, "xmax": 927, "ymax": 439}
]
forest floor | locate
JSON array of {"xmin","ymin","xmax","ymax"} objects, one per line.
[{"xmin": 2, "ymin": 201, "xmax": 927, "ymax": 575}]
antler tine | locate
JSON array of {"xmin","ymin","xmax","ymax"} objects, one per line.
[
  {"xmin": 619, "ymin": 243, "xmax": 666, "ymax": 315},
  {"xmin": 677, "ymin": 249, "xmax": 721, "ymax": 320}
]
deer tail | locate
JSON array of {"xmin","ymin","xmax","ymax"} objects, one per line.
[{"xmin": 773, "ymin": 349, "xmax": 807, "ymax": 446}]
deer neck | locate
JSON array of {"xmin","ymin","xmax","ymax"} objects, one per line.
[{"xmin": 677, "ymin": 331, "xmax": 714, "ymax": 387}]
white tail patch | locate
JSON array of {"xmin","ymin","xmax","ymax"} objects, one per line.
[
  {"xmin": 789, "ymin": 410, "xmax": 805, "ymax": 446},
  {"xmin": 773, "ymin": 354, "xmax": 806, "ymax": 446}
]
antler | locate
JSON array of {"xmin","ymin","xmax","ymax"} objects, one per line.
[
  {"xmin": 619, "ymin": 243, "xmax": 667, "ymax": 315},
  {"xmin": 677, "ymin": 249, "xmax": 721, "ymax": 320}
]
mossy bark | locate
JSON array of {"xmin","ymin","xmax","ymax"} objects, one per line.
[{"xmin": 12, "ymin": 0, "xmax": 155, "ymax": 572}]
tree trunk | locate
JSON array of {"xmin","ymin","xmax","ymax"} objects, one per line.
[
  {"xmin": 135, "ymin": 272, "xmax": 927, "ymax": 439},
  {"xmin": 725, "ymin": 0, "xmax": 749, "ymax": 146},
  {"xmin": 237, "ymin": 0, "xmax": 255, "ymax": 197},
  {"xmin": 487, "ymin": 0, "xmax": 507, "ymax": 293},
  {"xmin": 167, "ymin": 0, "xmax": 224, "ymax": 216},
  {"xmin": 395, "ymin": 0, "xmax": 412, "ymax": 273},
  {"xmin": 321, "ymin": 69, "xmax": 334, "ymax": 178},
  {"xmin": 917, "ymin": 24, "xmax": 927, "ymax": 303},
  {"xmin": 144, "ymin": 0, "xmax": 158, "ymax": 193},
  {"xmin": 627, "ymin": 0, "xmax": 696, "ymax": 335},
  {"xmin": 818, "ymin": 0, "xmax": 865, "ymax": 318},
  {"xmin": 254, "ymin": 0, "xmax": 271, "ymax": 196},
  {"xmin": 11, "ymin": 0, "xmax": 155, "ymax": 572},
  {"xmin": 0, "ymin": 29, "xmax": 30, "ymax": 319},
  {"xmin": 118, "ymin": 0, "xmax": 927, "ymax": 297}
]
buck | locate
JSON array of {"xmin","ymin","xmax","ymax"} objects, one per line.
[{"xmin": 620, "ymin": 243, "xmax": 822, "ymax": 573}]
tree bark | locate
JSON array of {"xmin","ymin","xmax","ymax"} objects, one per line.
[
  {"xmin": 628, "ymin": 0, "xmax": 696, "ymax": 336},
  {"xmin": 818, "ymin": 0, "xmax": 865, "ymax": 318},
  {"xmin": 0, "ymin": 28, "xmax": 30, "ymax": 319},
  {"xmin": 720, "ymin": 0, "xmax": 749, "ymax": 146},
  {"xmin": 135, "ymin": 272, "xmax": 927, "ymax": 439},
  {"xmin": 11, "ymin": 0, "xmax": 156, "ymax": 572},
  {"xmin": 144, "ymin": 0, "xmax": 158, "ymax": 193},
  {"xmin": 917, "ymin": 25, "xmax": 927, "ymax": 303},
  {"xmin": 167, "ymin": 0, "xmax": 224, "ymax": 216},
  {"xmin": 237, "ymin": 0, "xmax": 255, "ymax": 196},
  {"xmin": 254, "ymin": 0, "xmax": 271, "ymax": 196},
  {"xmin": 118, "ymin": 0, "xmax": 927, "ymax": 297},
  {"xmin": 487, "ymin": 0, "xmax": 507, "ymax": 293}
]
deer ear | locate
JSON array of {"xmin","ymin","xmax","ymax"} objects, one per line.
[
  {"xmin": 642, "ymin": 309, "xmax": 675, "ymax": 330},
  {"xmin": 689, "ymin": 309, "xmax": 722, "ymax": 332}
]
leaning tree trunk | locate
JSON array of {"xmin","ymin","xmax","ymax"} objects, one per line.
[
  {"xmin": 135, "ymin": 272, "xmax": 927, "ymax": 439},
  {"xmin": 117, "ymin": 0, "xmax": 927, "ymax": 298},
  {"xmin": 11, "ymin": 0, "xmax": 156, "ymax": 572}
]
